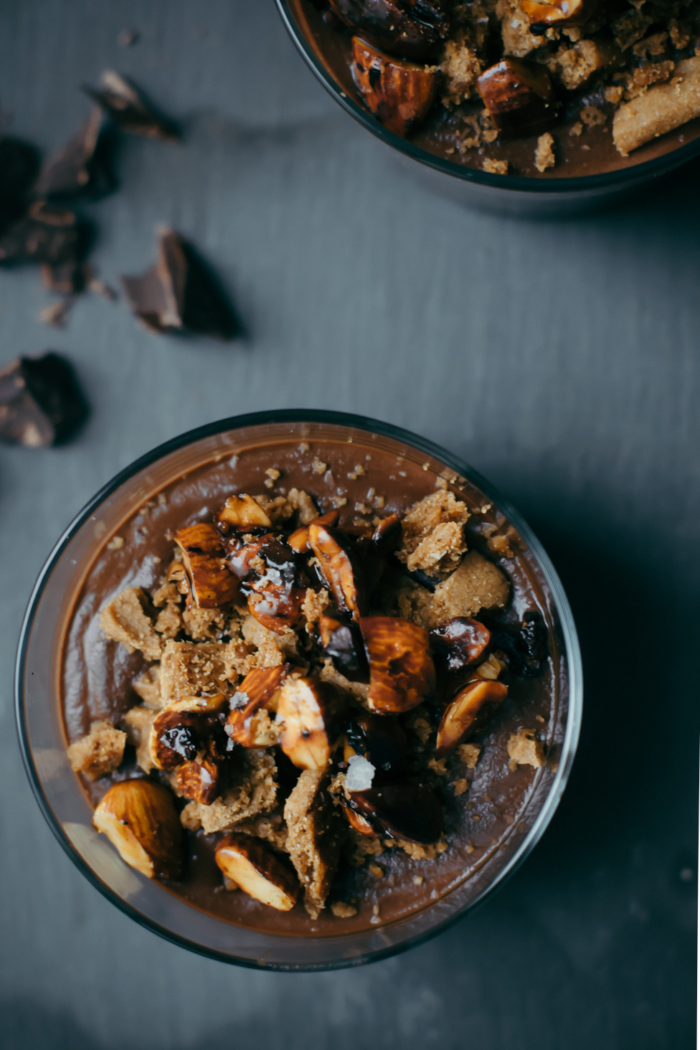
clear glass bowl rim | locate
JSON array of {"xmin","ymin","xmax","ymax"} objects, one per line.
[
  {"xmin": 275, "ymin": 0, "xmax": 700, "ymax": 195},
  {"xmin": 15, "ymin": 408, "xmax": 583, "ymax": 970}
]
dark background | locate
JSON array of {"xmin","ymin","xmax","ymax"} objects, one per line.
[{"xmin": 0, "ymin": 1, "xmax": 697, "ymax": 1047}]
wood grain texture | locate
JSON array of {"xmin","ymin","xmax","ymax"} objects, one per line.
[{"xmin": 0, "ymin": 2, "xmax": 697, "ymax": 1048}]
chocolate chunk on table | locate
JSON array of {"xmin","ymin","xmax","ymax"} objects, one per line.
[
  {"xmin": 33, "ymin": 107, "xmax": 114, "ymax": 199},
  {"xmin": 0, "ymin": 137, "xmax": 41, "ymax": 236},
  {"xmin": 0, "ymin": 353, "xmax": 88, "ymax": 446},
  {"xmin": 83, "ymin": 70, "xmax": 180, "ymax": 141},
  {"xmin": 121, "ymin": 228, "xmax": 242, "ymax": 340}
]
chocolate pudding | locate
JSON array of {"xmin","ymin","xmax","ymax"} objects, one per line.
[
  {"xmin": 62, "ymin": 432, "xmax": 561, "ymax": 936},
  {"xmin": 290, "ymin": 0, "xmax": 700, "ymax": 179}
]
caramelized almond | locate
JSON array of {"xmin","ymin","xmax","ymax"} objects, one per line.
[
  {"xmin": 216, "ymin": 493, "xmax": 272, "ymax": 531},
  {"xmin": 149, "ymin": 693, "xmax": 227, "ymax": 770},
  {"xmin": 215, "ymin": 833, "xmax": 300, "ymax": 911},
  {"xmin": 430, "ymin": 617, "xmax": 491, "ymax": 672},
  {"xmin": 521, "ymin": 0, "xmax": 597, "ymax": 26},
  {"xmin": 175, "ymin": 523, "xmax": 238, "ymax": 609},
  {"xmin": 227, "ymin": 666, "xmax": 288, "ymax": 748},
  {"xmin": 176, "ymin": 751, "xmax": 220, "ymax": 804},
  {"xmin": 93, "ymin": 780, "xmax": 184, "ymax": 879},
  {"xmin": 478, "ymin": 59, "xmax": 555, "ymax": 134},
  {"xmin": 352, "ymin": 37, "xmax": 439, "ymax": 136},
  {"xmin": 308, "ymin": 523, "xmax": 364, "ymax": 621},
  {"xmin": 276, "ymin": 676, "xmax": 343, "ymax": 770},
  {"xmin": 342, "ymin": 802, "xmax": 379, "ymax": 837},
  {"xmin": 360, "ymin": 616, "xmax": 435, "ymax": 714},
  {"xmin": 288, "ymin": 510, "xmax": 340, "ymax": 554},
  {"xmin": 435, "ymin": 679, "xmax": 508, "ymax": 757},
  {"xmin": 350, "ymin": 782, "xmax": 442, "ymax": 844}
]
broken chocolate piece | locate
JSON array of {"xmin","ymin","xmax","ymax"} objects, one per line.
[
  {"xmin": 33, "ymin": 107, "xmax": 114, "ymax": 200},
  {"xmin": 0, "ymin": 201, "xmax": 86, "ymax": 268},
  {"xmin": 121, "ymin": 227, "xmax": 241, "ymax": 340},
  {"xmin": 0, "ymin": 353, "xmax": 88, "ymax": 446},
  {"xmin": 0, "ymin": 138, "xmax": 41, "ymax": 236},
  {"xmin": 83, "ymin": 70, "xmax": 180, "ymax": 142}
]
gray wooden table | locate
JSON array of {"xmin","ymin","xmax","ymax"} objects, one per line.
[{"xmin": 0, "ymin": 2, "xmax": 696, "ymax": 1047}]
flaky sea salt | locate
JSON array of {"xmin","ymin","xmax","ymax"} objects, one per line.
[{"xmin": 344, "ymin": 754, "xmax": 375, "ymax": 792}]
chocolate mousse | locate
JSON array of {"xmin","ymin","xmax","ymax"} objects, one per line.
[
  {"xmin": 62, "ymin": 436, "xmax": 556, "ymax": 934},
  {"xmin": 291, "ymin": 0, "xmax": 700, "ymax": 177}
]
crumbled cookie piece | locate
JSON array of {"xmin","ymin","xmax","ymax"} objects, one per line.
[
  {"xmin": 154, "ymin": 601, "xmax": 182, "ymax": 639},
  {"xmin": 395, "ymin": 578, "xmax": 433, "ymax": 628},
  {"xmin": 284, "ymin": 769, "xmax": 343, "ymax": 918},
  {"xmin": 99, "ymin": 587, "xmax": 162, "ymax": 661},
  {"xmin": 331, "ymin": 900, "xmax": 358, "ymax": 918},
  {"xmin": 497, "ymin": 0, "xmax": 541, "ymax": 57},
  {"xmin": 180, "ymin": 750, "xmax": 278, "ymax": 832},
  {"xmin": 396, "ymin": 838, "xmax": 448, "ymax": 860},
  {"xmin": 552, "ymin": 39, "xmax": 616, "ymax": 91},
  {"xmin": 232, "ymin": 811, "xmax": 289, "ymax": 852},
  {"xmin": 507, "ymin": 727, "xmax": 545, "ymax": 768},
  {"xmin": 67, "ymin": 721, "xmax": 126, "ymax": 780},
  {"xmin": 457, "ymin": 742, "xmax": 481, "ymax": 768},
  {"xmin": 613, "ymin": 57, "xmax": 700, "ymax": 155},
  {"xmin": 428, "ymin": 550, "xmax": 510, "ymax": 627},
  {"xmin": 441, "ymin": 31, "xmax": 483, "ymax": 105},
  {"xmin": 242, "ymin": 614, "xmax": 298, "ymax": 667},
  {"xmin": 345, "ymin": 829, "xmax": 385, "ymax": 866},
  {"xmin": 287, "ymin": 488, "xmax": 318, "ymax": 525},
  {"xmin": 123, "ymin": 705, "xmax": 157, "ymax": 773},
  {"xmin": 397, "ymin": 490, "xmax": 469, "ymax": 577},
  {"xmin": 453, "ymin": 778, "xmax": 469, "ymax": 796},
  {"xmin": 482, "ymin": 157, "xmax": 508, "ymax": 175},
  {"xmin": 535, "ymin": 132, "xmax": 556, "ymax": 172},
  {"xmin": 131, "ymin": 664, "xmax": 163, "ymax": 709},
  {"xmin": 301, "ymin": 587, "xmax": 330, "ymax": 630},
  {"xmin": 160, "ymin": 640, "xmax": 235, "ymax": 703},
  {"xmin": 181, "ymin": 605, "xmax": 226, "ymax": 641}
]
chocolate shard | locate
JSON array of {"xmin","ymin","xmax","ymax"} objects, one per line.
[
  {"xmin": 121, "ymin": 228, "xmax": 242, "ymax": 340},
  {"xmin": 33, "ymin": 107, "xmax": 115, "ymax": 200},
  {"xmin": 0, "ymin": 138, "xmax": 41, "ymax": 236},
  {"xmin": 0, "ymin": 353, "xmax": 88, "ymax": 447},
  {"xmin": 0, "ymin": 201, "xmax": 86, "ymax": 267},
  {"xmin": 83, "ymin": 71, "xmax": 180, "ymax": 142}
]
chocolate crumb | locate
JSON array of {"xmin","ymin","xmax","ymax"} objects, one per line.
[{"xmin": 34, "ymin": 107, "xmax": 113, "ymax": 200}]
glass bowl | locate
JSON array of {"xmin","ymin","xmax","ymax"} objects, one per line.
[
  {"xmin": 15, "ymin": 410, "xmax": 582, "ymax": 970},
  {"xmin": 276, "ymin": 0, "xmax": 700, "ymax": 215}
]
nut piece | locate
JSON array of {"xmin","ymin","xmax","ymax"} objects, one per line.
[
  {"xmin": 308, "ymin": 523, "xmax": 365, "ymax": 621},
  {"xmin": 176, "ymin": 747, "xmax": 221, "ymax": 804},
  {"xmin": 67, "ymin": 720, "xmax": 126, "ymax": 780},
  {"xmin": 215, "ymin": 833, "xmax": 300, "ymax": 911},
  {"xmin": 521, "ymin": 0, "xmax": 597, "ymax": 28},
  {"xmin": 216, "ymin": 493, "xmax": 272, "ymax": 531},
  {"xmin": 227, "ymin": 666, "xmax": 288, "ymax": 748},
  {"xmin": 360, "ymin": 616, "xmax": 435, "ymax": 713},
  {"xmin": 175, "ymin": 523, "xmax": 238, "ymax": 609},
  {"xmin": 351, "ymin": 38, "xmax": 439, "ymax": 137},
  {"xmin": 430, "ymin": 617, "xmax": 491, "ymax": 672},
  {"xmin": 276, "ymin": 677, "xmax": 342, "ymax": 770},
  {"xmin": 508, "ymin": 727, "xmax": 545, "ymax": 768},
  {"xmin": 149, "ymin": 693, "xmax": 227, "ymax": 770},
  {"xmin": 350, "ymin": 782, "xmax": 442, "ymax": 844},
  {"xmin": 93, "ymin": 780, "xmax": 184, "ymax": 880},
  {"xmin": 478, "ymin": 59, "xmax": 555, "ymax": 135},
  {"xmin": 435, "ymin": 680, "xmax": 508, "ymax": 757},
  {"xmin": 342, "ymin": 802, "xmax": 379, "ymax": 837},
  {"xmin": 288, "ymin": 510, "xmax": 340, "ymax": 554}
]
